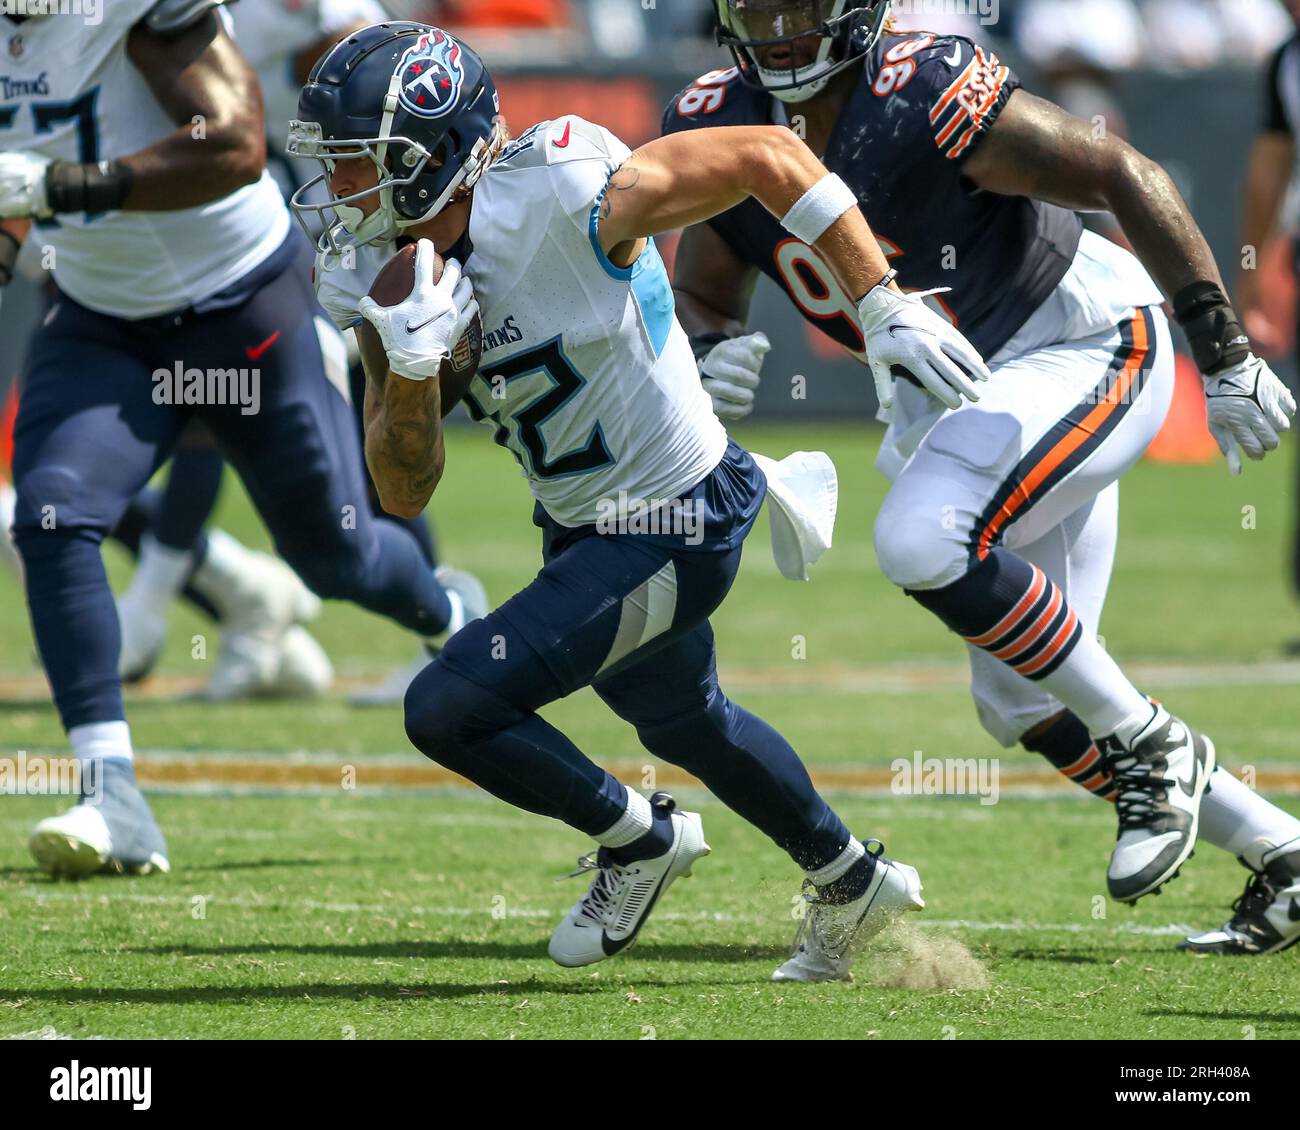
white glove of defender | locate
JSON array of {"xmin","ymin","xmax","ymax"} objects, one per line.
[
  {"xmin": 357, "ymin": 239, "xmax": 479, "ymax": 381},
  {"xmin": 857, "ymin": 283, "xmax": 990, "ymax": 411},
  {"xmin": 1204, "ymin": 354, "xmax": 1296, "ymax": 475},
  {"xmin": 700, "ymin": 332, "xmax": 770, "ymax": 421},
  {"xmin": 0, "ymin": 152, "xmax": 51, "ymax": 220}
]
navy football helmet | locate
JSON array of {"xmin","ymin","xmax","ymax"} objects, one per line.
[
  {"xmin": 715, "ymin": 1, "xmax": 891, "ymax": 103},
  {"xmin": 286, "ymin": 22, "xmax": 502, "ymax": 253}
]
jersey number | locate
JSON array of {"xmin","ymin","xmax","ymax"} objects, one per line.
[
  {"xmin": 675, "ymin": 68, "xmax": 739, "ymax": 116},
  {"xmin": 773, "ymin": 234, "xmax": 957, "ymax": 364},
  {"xmin": 465, "ymin": 337, "xmax": 614, "ymax": 481},
  {"xmin": 872, "ymin": 36, "xmax": 934, "ymax": 97},
  {"xmin": 0, "ymin": 89, "xmax": 103, "ymax": 223}
]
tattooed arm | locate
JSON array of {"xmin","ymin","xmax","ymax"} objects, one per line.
[
  {"xmin": 356, "ymin": 320, "xmax": 444, "ymax": 519},
  {"xmin": 595, "ymin": 125, "xmax": 891, "ymax": 302}
]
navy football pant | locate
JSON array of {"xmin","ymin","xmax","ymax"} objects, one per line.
[
  {"xmin": 12, "ymin": 248, "xmax": 447, "ymax": 730},
  {"xmin": 404, "ymin": 527, "xmax": 850, "ymax": 871}
]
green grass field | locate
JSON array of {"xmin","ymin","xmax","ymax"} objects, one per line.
[{"xmin": 2, "ymin": 422, "xmax": 1298, "ymax": 1040}]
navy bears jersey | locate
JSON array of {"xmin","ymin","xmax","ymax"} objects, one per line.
[{"xmin": 663, "ymin": 33, "xmax": 1083, "ymax": 363}]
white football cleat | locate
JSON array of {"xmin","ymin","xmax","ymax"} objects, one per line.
[
  {"xmin": 349, "ymin": 564, "xmax": 486, "ymax": 706},
  {"xmin": 549, "ymin": 793, "xmax": 709, "ymax": 967},
  {"xmin": 269, "ymin": 625, "xmax": 334, "ymax": 698},
  {"xmin": 772, "ymin": 842, "xmax": 925, "ymax": 983},
  {"xmin": 1099, "ymin": 711, "xmax": 1215, "ymax": 904},
  {"xmin": 29, "ymin": 758, "xmax": 170, "ymax": 879},
  {"xmin": 1179, "ymin": 837, "xmax": 1300, "ymax": 956},
  {"xmin": 191, "ymin": 528, "xmax": 320, "ymax": 636}
]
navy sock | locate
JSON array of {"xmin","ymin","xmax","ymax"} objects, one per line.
[
  {"xmin": 607, "ymin": 801, "xmax": 676, "ymax": 865},
  {"xmin": 1023, "ymin": 711, "xmax": 1116, "ymax": 801}
]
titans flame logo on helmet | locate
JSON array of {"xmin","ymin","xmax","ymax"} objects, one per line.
[{"xmin": 397, "ymin": 30, "xmax": 464, "ymax": 120}]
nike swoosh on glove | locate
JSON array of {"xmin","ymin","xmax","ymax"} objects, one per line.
[
  {"xmin": 357, "ymin": 239, "xmax": 479, "ymax": 381},
  {"xmin": 0, "ymin": 151, "xmax": 52, "ymax": 220},
  {"xmin": 857, "ymin": 285, "xmax": 990, "ymax": 411},
  {"xmin": 1204, "ymin": 354, "xmax": 1297, "ymax": 475},
  {"xmin": 699, "ymin": 332, "xmax": 770, "ymax": 421}
]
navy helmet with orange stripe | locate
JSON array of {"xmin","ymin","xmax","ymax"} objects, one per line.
[{"xmin": 715, "ymin": 0, "xmax": 892, "ymax": 103}]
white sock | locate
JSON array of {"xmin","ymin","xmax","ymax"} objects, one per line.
[
  {"xmin": 806, "ymin": 837, "xmax": 865, "ymax": 887},
  {"xmin": 594, "ymin": 787, "xmax": 654, "ymax": 849},
  {"xmin": 124, "ymin": 533, "xmax": 193, "ymax": 611},
  {"xmin": 1036, "ymin": 632, "xmax": 1154, "ymax": 741},
  {"xmin": 68, "ymin": 720, "xmax": 133, "ymax": 766},
  {"xmin": 1199, "ymin": 767, "xmax": 1300, "ymax": 860}
]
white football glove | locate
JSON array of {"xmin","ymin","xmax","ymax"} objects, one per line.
[
  {"xmin": 357, "ymin": 240, "xmax": 479, "ymax": 381},
  {"xmin": 698, "ymin": 332, "xmax": 770, "ymax": 421},
  {"xmin": 858, "ymin": 283, "xmax": 990, "ymax": 411},
  {"xmin": 1204, "ymin": 354, "xmax": 1297, "ymax": 475},
  {"xmin": 0, "ymin": 152, "xmax": 51, "ymax": 220}
]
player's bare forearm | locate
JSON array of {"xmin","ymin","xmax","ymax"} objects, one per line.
[
  {"xmin": 600, "ymin": 126, "xmax": 891, "ymax": 299},
  {"xmin": 365, "ymin": 375, "xmax": 444, "ymax": 520},
  {"xmin": 672, "ymin": 222, "xmax": 758, "ymax": 338},
  {"xmin": 965, "ymin": 90, "xmax": 1224, "ymax": 298},
  {"xmin": 356, "ymin": 322, "xmax": 444, "ymax": 518},
  {"xmin": 122, "ymin": 14, "xmax": 265, "ymax": 209}
]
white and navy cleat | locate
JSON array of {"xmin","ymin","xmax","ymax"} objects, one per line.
[
  {"xmin": 1099, "ymin": 711, "xmax": 1215, "ymax": 904},
  {"xmin": 772, "ymin": 841, "xmax": 925, "ymax": 983},
  {"xmin": 1179, "ymin": 838, "xmax": 1300, "ymax": 956},
  {"xmin": 29, "ymin": 758, "xmax": 169, "ymax": 879},
  {"xmin": 548, "ymin": 793, "xmax": 709, "ymax": 968}
]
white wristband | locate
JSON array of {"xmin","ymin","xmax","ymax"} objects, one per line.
[{"xmin": 780, "ymin": 172, "xmax": 858, "ymax": 245}]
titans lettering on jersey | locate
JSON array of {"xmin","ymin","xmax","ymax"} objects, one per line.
[{"xmin": 663, "ymin": 34, "xmax": 1083, "ymax": 362}]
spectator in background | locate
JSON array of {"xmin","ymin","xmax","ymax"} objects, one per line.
[{"xmin": 1239, "ymin": 0, "xmax": 1300, "ymax": 628}]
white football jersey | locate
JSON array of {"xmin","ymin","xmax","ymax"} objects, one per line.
[
  {"xmin": 315, "ymin": 117, "xmax": 727, "ymax": 528},
  {"xmin": 0, "ymin": 2, "xmax": 288, "ymax": 319}
]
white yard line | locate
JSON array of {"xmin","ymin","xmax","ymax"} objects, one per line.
[{"xmin": 11, "ymin": 887, "xmax": 1198, "ymax": 937}]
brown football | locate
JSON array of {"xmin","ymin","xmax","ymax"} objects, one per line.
[{"xmin": 367, "ymin": 241, "xmax": 483, "ymax": 418}]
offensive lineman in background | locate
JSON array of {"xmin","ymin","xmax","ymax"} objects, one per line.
[
  {"xmin": 108, "ymin": 0, "xmax": 487, "ymax": 703},
  {"xmin": 0, "ymin": 1, "xmax": 471, "ymax": 877},
  {"xmin": 667, "ymin": 0, "xmax": 1300, "ymax": 955}
]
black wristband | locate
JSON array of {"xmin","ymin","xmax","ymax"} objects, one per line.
[
  {"xmin": 0, "ymin": 227, "xmax": 18, "ymax": 288},
  {"xmin": 689, "ymin": 332, "xmax": 730, "ymax": 366},
  {"xmin": 1172, "ymin": 281, "xmax": 1251, "ymax": 375},
  {"xmin": 45, "ymin": 159, "xmax": 134, "ymax": 215}
]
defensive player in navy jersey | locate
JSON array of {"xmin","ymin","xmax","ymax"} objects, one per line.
[
  {"xmin": 0, "ymin": 2, "xmax": 468, "ymax": 879},
  {"xmin": 667, "ymin": 1, "xmax": 1300, "ymax": 956}
]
